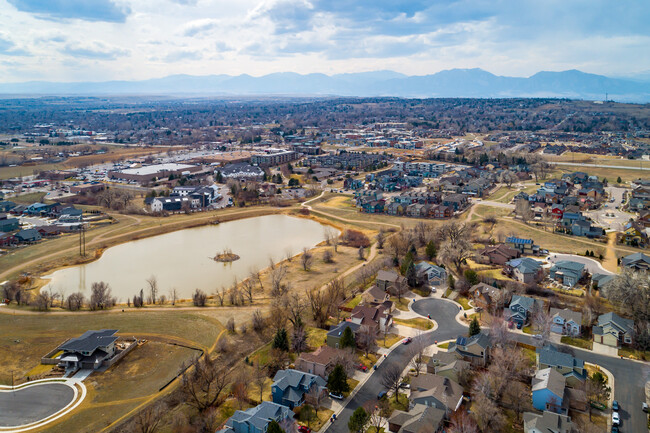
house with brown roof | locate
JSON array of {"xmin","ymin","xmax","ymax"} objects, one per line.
[
  {"xmin": 350, "ymin": 304, "xmax": 393, "ymax": 333},
  {"xmin": 362, "ymin": 285, "xmax": 390, "ymax": 306},
  {"xmin": 376, "ymin": 270, "xmax": 407, "ymax": 294},
  {"xmin": 479, "ymin": 243, "xmax": 520, "ymax": 265},
  {"xmin": 470, "ymin": 283, "xmax": 502, "ymax": 311},
  {"xmin": 295, "ymin": 345, "xmax": 345, "ymax": 379},
  {"xmin": 388, "ymin": 404, "xmax": 445, "ymax": 433},
  {"xmin": 409, "ymin": 374, "xmax": 463, "ymax": 413}
]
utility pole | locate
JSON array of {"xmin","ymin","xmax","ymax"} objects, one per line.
[{"xmin": 79, "ymin": 224, "xmax": 86, "ymax": 257}]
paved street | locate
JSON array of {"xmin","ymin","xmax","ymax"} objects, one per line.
[
  {"xmin": 585, "ymin": 186, "xmax": 630, "ymax": 231},
  {"xmin": 0, "ymin": 382, "xmax": 74, "ymax": 427},
  {"xmin": 323, "ymin": 297, "xmax": 650, "ymax": 433}
]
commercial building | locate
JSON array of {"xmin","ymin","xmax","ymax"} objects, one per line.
[{"xmin": 108, "ymin": 163, "xmax": 202, "ymax": 182}]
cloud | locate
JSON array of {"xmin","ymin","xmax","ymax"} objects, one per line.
[
  {"xmin": 161, "ymin": 50, "xmax": 203, "ymax": 62},
  {"xmin": 0, "ymin": 35, "xmax": 30, "ymax": 56},
  {"xmin": 7, "ymin": 0, "xmax": 131, "ymax": 22},
  {"xmin": 62, "ymin": 42, "xmax": 129, "ymax": 60},
  {"xmin": 182, "ymin": 19, "xmax": 220, "ymax": 37}
]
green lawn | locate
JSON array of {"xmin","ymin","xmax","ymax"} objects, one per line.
[
  {"xmin": 437, "ymin": 342, "xmax": 449, "ymax": 349},
  {"xmin": 618, "ymin": 347, "xmax": 650, "ymax": 361},
  {"xmin": 390, "ymin": 296, "xmax": 411, "ymax": 311},
  {"xmin": 344, "ymin": 294, "xmax": 362, "ymax": 309},
  {"xmin": 561, "ymin": 336, "xmax": 593, "ymax": 350},
  {"xmin": 388, "ymin": 392, "xmax": 409, "ymax": 413},
  {"xmin": 456, "ymin": 296, "xmax": 472, "ymax": 310},
  {"xmin": 306, "ymin": 327, "xmax": 328, "ymax": 350},
  {"xmin": 522, "ymin": 326, "xmax": 533, "ymax": 335},
  {"xmin": 379, "ymin": 333, "xmax": 404, "ymax": 349}
]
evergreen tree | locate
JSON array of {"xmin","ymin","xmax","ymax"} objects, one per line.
[
  {"xmin": 617, "ymin": 176, "xmax": 622, "ymax": 184},
  {"xmin": 469, "ymin": 316, "xmax": 481, "ymax": 336},
  {"xmin": 447, "ymin": 274, "xmax": 455, "ymax": 289},
  {"xmin": 327, "ymin": 364, "xmax": 350, "ymax": 395},
  {"xmin": 425, "ymin": 241, "xmax": 437, "ymax": 261},
  {"xmin": 348, "ymin": 407, "xmax": 370, "ymax": 433},
  {"xmin": 267, "ymin": 420, "xmax": 285, "ymax": 433},
  {"xmin": 464, "ymin": 269, "xmax": 479, "ymax": 286},
  {"xmin": 340, "ymin": 326, "xmax": 356, "ymax": 349},
  {"xmin": 272, "ymin": 328, "xmax": 289, "ymax": 351},
  {"xmin": 406, "ymin": 262, "xmax": 418, "ymax": 287},
  {"xmin": 400, "ymin": 251, "xmax": 414, "ymax": 275}
]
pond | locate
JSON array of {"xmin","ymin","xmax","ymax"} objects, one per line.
[{"xmin": 42, "ymin": 214, "xmax": 334, "ymax": 300}]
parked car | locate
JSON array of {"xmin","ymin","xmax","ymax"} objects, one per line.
[
  {"xmin": 377, "ymin": 391, "xmax": 387, "ymax": 400},
  {"xmin": 612, "ymin": 411, "xmax": 620, "ymax": 426},
  {"xmin": 516, "ymin": 322, "xmax": 523, "ymax": 330},
  {"xmin": 402, "ymin": 337, "xmax": 412, "ymax": 345},
  {"xmin": 329, "ymin": 392, "xmax": 344, "ymax": 400},
  {"xmin": 611, "ymin": 426, "xmax": 619, "ymax": 433},
  {"xmin": 642, "ymin": 402, "xmax": 648, "ymax": 412},
  {"xmin": 399, "ymin": 382, "xmax": 411, "ymax": 389},
  {"xmin": 356, "ymin": 363, "xmax": 368, "ymax": 372},
  {"xmin": 330, "ymin": 414, "xmax": 337, "ymax": 422},
  {"xmin": 298, "ymin": 426, "xmax": 312, "ymax": 433},
  {"xmin": 533, "ymin": 334, "xmax": 542, "ymax": 340},
  {"xmin": 612, "ymin": 401, "xmax": 619, "ymax": 411}
]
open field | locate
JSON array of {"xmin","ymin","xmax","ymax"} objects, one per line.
[{"xmin": 549, "ymin": 163, "xmax": 649, "ymax": 183}]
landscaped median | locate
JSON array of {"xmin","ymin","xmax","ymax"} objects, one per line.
[{"xmin": 392, "ymin": 317, "xmax": 434, "ymax": 330}]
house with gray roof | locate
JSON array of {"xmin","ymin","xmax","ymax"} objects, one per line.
[
  {"xmin": 549, "ymin": 308, "xmax": 582, "ymax": 337},
  {"xmin": 620, "ymin": 252, "xmax": 650, "ymax": 270},
  {"xmin": 536, "ymin": 345, "xmax": 586, "ymax": 387},
  {"xmin": 271, "ymin": 369, "xmax": 326, "ymax": 409},
  {"xmin": 446, "ymin": 333, "xmax": 490, "ymax": 366},
  {"xmin": 507, "ymin": 295, "xmax": 537, "ymax": 326},
  {"xmin": 506, "ymin": 236, "xmax": 539, "ymax": 255},
  {"xmin": 217, "ymin": 401, "xmax": 293, "ymax": 433},
  {"xmin": 593, "ymin": 312, "xmax": 634, "ymax": 348},
  {"xmin": 409, "ymin": 374, "xmax": 463, "ymax": 413},
  {"xmin": 549, "ymin": 261, "xmax": 586, "ymax": 288},
  {"xmin": 326, "ymin": 321, "xmax": 361, "ymax": 349},
  {"xmin": 376, "ymin": 270, "xmax": 407, "ymax": 294},
  {"xmin": 388, "ymin": 404, "xmax": 445, "ymax": 433},
  {"xmin": 591, "ymin": 273, "xmax": 614, "ymax": 289},
  {"xmin": 523, "ymin": 411, "xmax": 575, "ymax": 433},
  {"xmin": 57, "ymin": 329, "xmax": 118, "ymax": 370},
  {"xmin": 414, "ymin": 262, "xmax": 447, "ymax": 287},
  {"xmin": 506, "ymin": 257, "xmax": 543, "ymax": 284},
  {"xmin": 532, "ymin": 368, "xmax": 566, "ymax": 414}
]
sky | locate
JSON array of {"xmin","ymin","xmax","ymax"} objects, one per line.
[{"xmin": 0, "ymin": 0, "xmax": 649, "ymax": 82}]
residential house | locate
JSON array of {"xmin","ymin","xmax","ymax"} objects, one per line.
[
  {"xmin": 441, "ymin": 194, "xmax": 468, "ymax": 212},
  {"xmin": 0, "ymin": 214, "xmax": 19, "ymax": 232},
  {"xmin": 57, "ymin": 329, "xmax": 118, "ymax": 371},
  {"xmin": 433, "ymin": 359, "xmax": 470, "ymax": 384},
  {"xmin": 15, "ymin": 228, "xmax": 42, "ymax": 243},
  {"xmin": 549, "ymin": 261, "xmax": 586, "ymax": 288},
  {"xmin": 446, "ymin": 334, "xmax": 490, "ymax": 366},
  {"xmin": 506, "ymin": 257, "xmax": 543, "ymax": 284},
  {"xmin": 591, "ymin": 273, "xmax": 615, "ymax": 288},
  {"xmin": 271, "ymin": 369, "xmax": 326, "ymax": 409},
  {"xmin": 549, "ymin": 308, "xmax": 582, "ymax": 337},
  {"xmin": 296, "ymin": 346, "xmax": 345, "ymax": 379},
  {"xmin": 388, "ymin": 404, "xmax": 445, "ymax": 433},
  {"xmin": 362, "ymin": 285, "xmax": 390, "ymax": 306},
  {"xmin": 409, "ymin": 374, "xmax": 463, "ymax": 413},
  {"xmin": 0, "ymin": 201, "xmax": 16, "ymax": 212},
  {"xmin": 385, "ymin": 202, "xmax": 404, "ymax": 216},
  {"xmin": 620, "ymin": 221, "xmax": 648, "ymax": 247},
  {"xmin": 471, "ymin": 283, "xmax": 502, "ymax": 311},
  {"xmin": 430, "ymin": 205, "xmax": 452, "ymax": 219},
  {"xmin": 620, "ymin": 252, "xmax": 650, "ymax": 270},
  {"xmin": 414, "ymin": 262, "xmax": 447, "ymax": 286},
  {"xmin": 326, "ymin": 321, "xmax": 361, "ymax": 349},
  {"xmin": 532, "ymin": 368, "xmax": 566, "ymax": 414},
  {"xmin": 376, "ymin": 270, "xmax": 407, "ymax": 294},
  {"xmin": 536, "ymin": 345, "xmax": 586, "ymax": 387},
  {"xmin": 350, "ymin": 304, "xmax": 393, "ymax": 333},
  {"xmin": 217, "ymin": 401, "xmax": 294, "ymax": 433},
  {"xmin": 426, "ymin": 351, "xmax": 462, "ymax": 374},
  {"xmin": 479, "ymin": 243, "xmax": 520, "ymax": 265},
  {"xmin": 505, "ymin": 236, "xmax": 540, "ymax": 255},
  {"xmin": 523, "ymin": 411, "xmax": 575, "ymax": 433},
  {"xmin": 592, "ymin": 312, "xmax": 634, "ymax": 347},
  {"xmin": 571, "ymin": 219, "xmax": 604, "ymax": 238},
  {"xmin": 507, "ymin": 295, "xmax": 537, "ymax": 326}
]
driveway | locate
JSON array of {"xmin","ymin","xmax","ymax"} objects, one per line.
[
  {"xmin": 547, "ymin": 253, "xmax": 614, "ymax": 275},
  {"xmin": 0, "ymin": 382, "xmax": 75, "ymax": 428}
]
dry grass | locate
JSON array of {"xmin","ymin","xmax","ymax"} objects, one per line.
[{"xmin": 392, "ymin": 317, "xmax": 433, "ymax": 330}]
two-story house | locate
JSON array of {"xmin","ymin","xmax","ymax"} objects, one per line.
[
  {"xmin": 471, "ymin": 283, "xmax": 502, "ymax": 312},
  {"xmin": 349, "ymin": 304, "xmax": 393, "ymax": 334},
  {"xmin": 376, "ymin": 270, "xmax": 407, "ymax": 293},
  {"xmin": 217, "ymin": 401, "xmax": 294, "ymax": 433},
  {"xmin": 506, "ymin": 236, "xmax": 540, "ymax": 255},
  {"xmin": 592, "ymin": 312, "xmax": 634, "ymax": 348},
  {"xmin": 446, "ymin": 334, "xmax": 490, "ymax": 367},
  {"xmin": 57, "ymin": 329, "xmax": 118, "ymax": 371},
  {"xmin": 536, "ymin": 345, "xmax": 586, "ymax": 387},
  {"xmin": 414, "ymin": 262, "xmax": 447, "ymax": 287},
  {"xmin": 296, "ymin": 345, "xmax": 345, "ymax": 379},
  {"xmin": 549, "ymin": 261, "xmax": 586, "ymax": 288},
  {"xmin": 409, "ymin": 374, "xmax": 463, "ymax": 413},
  {"xmin": 271, "ymin": 369, "xmax": 327, "ymax": 409},
  {"xmin": 532, "ymin": 368, "xmax": 566, "ymax": 414},
  {"xmin": 507, "ymin": 295, "xmax": 537, "ymax": 326},
  {"xmin": 506, "ymin": 257, "xmax": 543, "ymax": 284},
  {"xmin": 479, "ymin": 243, "xmax": 520, "ymax": 265},
  {"xmin": 549, "ymin": 308, "xmax": 582, "ymax": 337}
]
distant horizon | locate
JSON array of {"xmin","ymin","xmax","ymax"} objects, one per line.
[{"xmin": 0, "ymin": 1, "xmax": 648, "ymax": 83}]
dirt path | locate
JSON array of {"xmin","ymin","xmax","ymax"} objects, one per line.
[{"xmin": 602, "ymin": 232, "xmax": 619, "ymax": 273}]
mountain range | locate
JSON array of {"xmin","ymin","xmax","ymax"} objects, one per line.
[{"xmin": 1, "ymin": 68, "xmax": 650, "ymax": 102}]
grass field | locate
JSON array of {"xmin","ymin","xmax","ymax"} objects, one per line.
[
  {"xmin": 561, "ymin": 336, "xmax": 593, "ymax": 350},
  {"xmin": 393, "ymin": 317, "xmax": 433, "ymax": 330}
]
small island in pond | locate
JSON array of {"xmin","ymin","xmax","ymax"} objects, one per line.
[{"xmin": 213, "ymin": 248, "xmax": 240, "ymax": 262}]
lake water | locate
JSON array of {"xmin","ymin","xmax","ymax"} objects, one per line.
[{"xmin": 42, "ymin": 215, "xmax": 333, "ymax": 300}]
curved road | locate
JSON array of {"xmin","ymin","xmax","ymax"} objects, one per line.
[{"xmin": 324, "ymin": 298, "xmax": 650, "ymax": 433}]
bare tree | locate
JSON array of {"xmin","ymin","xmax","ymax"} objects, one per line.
[
  {"xmin": 325, "ymin": 278, "xmax": 346, "ymax": 320},
  {"xmin": 472, "ymin": 393, "xmax": 505, "ymax": 433},
  {"xmin": 408, "ymin": 335, "xmax": 426, "ymax": 376},
  {"xmin": 292, "ymin": 325, "xmax": 307, "ymax": 353},
  {"xmin": 253, "ymin": 361, "xmax": 268, "ymax": 403},
  {"xmin": 323, "ymin": 249, "xmax": 333, "ymax": 263},
  {"xmin": 270, "ymin": 265, "xmax": 288, "ymax": 297},
  {"xmin": 301, "ymin": 248, "xmax": 313, "ymax": 271},
  {"xmin": 532, "ymin": 303, "xmax": 552, "ymax": 345},
  {"xmin": 169, "ymin": 288, "xmax": 178, "ymax": 306},
  {"xmin": 305, "ymin": 384, "xmax": 324, "ymax": 415},
  {"xmin": 146, "ymin": 275, "xmax": 158, "ymax": 304},
  {"xmin": 180, "ymin": 355, "xmax": 230, "ymax": 412},
  {"xmin": 515, "ymin": 198, "xmax": 534, "ymax": 224},
  {"xmin": 393, "ymin": 277, "xmax": 409, "ymax": 302},
  {"xmin": 505, "ymin": 381, "xmax": 530, "ymax": 423},
  {"xmin": 306, "ymin": 287, "xmax": 328, "ymax": 328},
  {"xmin": 487, "ymin": 315, "xmax": 512, "ymax": 348},
  {"xmin": 66, "ymin": 292, "xmax": 85, "ymax": 311},
  {"xmin": 232, "ymin": 372, "xmax": 250, "ymax": 410},
  {"xmin": 193, "ymin": 289, "xmax": 207, "ymax": 307},
  {"xmin": 376, "ymin": 229, "xmax": 385, "ymax": 249},
  {"xmin": 252, "ymin": 309, "xmax": 265, "ymax": 332},
  {"xmin": 380, "ymin": 364, "xmax": 403, "ymax": 403},
  {"xmin": 33, "ymin": 291, "xmax": 50, "ymax": 311},
  {"xmin": 214, "ymin": 286, "xmax": 226, "ymax": 306},
  {"xmin": 448, "ymin": 411, "xmax": 479, "ymax": 433},
  {"xmin": 132, "ymin": 402, "xmax": 165, "ymax": 433},
  {"xmin": 242, "ymin": 278, "xmax": 255, "ymax": 304},
  {"xmin": 365, "ymin": 400, "xmax": 390, "ymax": 433},
  {"xmin": 438, "ymin": 239, "xmax": 474, "ymax": 272},
  {"xmin": 89, "ymin": 281, "xmax": 115, "ymax": 310},
  {"xmin": 357, "ymin": 326, "xmax": 377, "ymax": 357}
]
